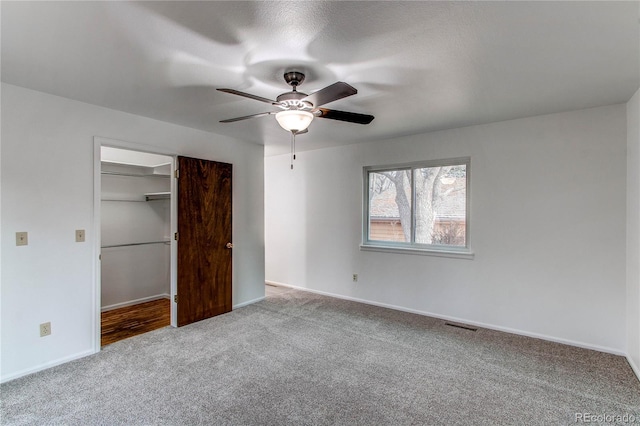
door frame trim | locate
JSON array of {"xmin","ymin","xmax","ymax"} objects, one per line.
[{"xmin": 93, "ymin": 137, "xmax": 178, "ymax": 353}]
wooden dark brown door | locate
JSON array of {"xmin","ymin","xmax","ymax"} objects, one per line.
[{"xmin": 176, "ymin": 156, "xmax": 232, "ymax": 326}]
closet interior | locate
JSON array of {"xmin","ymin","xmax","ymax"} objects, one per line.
[{"xmin": 100, "ymin": 147, "xmax": 173, "ymax": 346}]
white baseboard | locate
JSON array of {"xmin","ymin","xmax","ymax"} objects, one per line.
[
  {"xmin": 233, "ymin": 296, "xmax": 266, "ymax": 309},
  {"xmin": 266, "ymin": 280, "xmax": 294, "ymax": 287},
  {"xmin": 101, "ymin": 293, "xmax": 170, "ymax": 312},
  {"xmin": 1, "ymin": 349, "xmax": 96, "ymax": 384},
  {"xmin": 627, "ymin": 355, "xmax": 640, "ymax": 383},
  {"xmin": 265, "ymin": 280, "xmax": 625, "ymax": 357}
]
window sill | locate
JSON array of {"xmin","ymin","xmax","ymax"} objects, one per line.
[{"xmin": 360, "ymin": 244, "xmax": 475, "ymax": 259}]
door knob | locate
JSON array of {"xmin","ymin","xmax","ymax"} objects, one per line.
[{"xmin": 226, "ymin": 242, "xmax": 233, "ymax": 249}]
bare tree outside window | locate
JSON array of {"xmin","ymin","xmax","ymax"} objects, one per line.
[
  {"xmin": 369, "ymin": 170, "xmax": 411, "ymax": 242},
  {"xmin": 366, "ymin": 160, "xmax": 468, "ymax": 249}
]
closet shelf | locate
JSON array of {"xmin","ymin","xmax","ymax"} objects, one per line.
[
  {"xmin": 101, "ymin": 171, "xmax": 170, "ymax": 179},
  {"xmin": 145, "ymin": 192, "xmax": 171, "ymax": 201},
  {"xmin": 100, "ymin": 192, "xmax": 170, "ymax": 202}
]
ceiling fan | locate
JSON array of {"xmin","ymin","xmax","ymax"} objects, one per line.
[{"xmin": 217, "ymin": 71, "xmax": 374, "ymax": 134}]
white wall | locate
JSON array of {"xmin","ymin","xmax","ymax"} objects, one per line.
[
  {"xmin": 266, "ymin": 104, "xmax": 627, "ymax": 353},
  {"xmin": 628, "ymin": 88, "xmax": 640, "ymax": 373},
  {"xmin": 100, "ymin": 163, "xmax": 171, "ymax": 309},
  {"xmin": 1, "ymin": 83, "xmax": 265, "ymax": 382}
]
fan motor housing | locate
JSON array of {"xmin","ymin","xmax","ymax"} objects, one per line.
[
  {"xmin": 276, "ymin": 91, "xmax": 307, "ymax": 102},
  {"xmin": 277, "ymin": 71, "xmax": 313, "ymax": 109}
]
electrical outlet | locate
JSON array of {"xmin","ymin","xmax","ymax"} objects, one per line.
[
  {"xmin": 40, "ymin": 322, "xmax": 51, "ymax": 337},
  {"xmin": 16, "ymin": 232, "xmax": 28, "ymax": 246},
  {"xmin": 75, "ymin": 229, "xmax": 85, "ymax": 242},
  {"xmin": 352, "ymin": 274, "xmax": 358, "ymax": 282}
]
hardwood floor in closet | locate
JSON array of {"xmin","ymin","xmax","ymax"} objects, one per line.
[{"xmin": 101, "ymin": 299, "xmax": 170, "ymax": 346}]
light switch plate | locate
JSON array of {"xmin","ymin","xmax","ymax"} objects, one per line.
[
  {"xmin": 75, "ymin": 229, "xmax": 85, "ymax": 242},
  {"xmin": 40, "ymin": 322, "xmax": 51, "ymax": 337},
  {"xmin": 16, "ymin": 232, "xmax": 28, "ymax": 246}
]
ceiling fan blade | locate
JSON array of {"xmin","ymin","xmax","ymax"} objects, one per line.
[
  {"xmin": 316, "ymin": 108, "xmax": 374, "ymax": 125},
  {"xmin": 292, "ymin": 128, "xmax": 308, "ymax": 135},
  {"xmin": 220, "ymin": 111, "xmax": 275, "ymax": 123},
  {"xmin": 217, "ymin": 88, "xmax": 277, "ymax": 104},
  {"xmin": 302, "ymin": 82, "xmax": 357, "ymax": 107}
]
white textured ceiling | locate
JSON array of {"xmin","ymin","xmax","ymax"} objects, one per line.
[{"xmin": 2, "ymin": 1, "xmax": 638, "ymax": 156}]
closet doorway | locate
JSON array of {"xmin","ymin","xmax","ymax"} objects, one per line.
[
  {"xmin": 99, "ymin": 146, "xmax": 174, "ymax": 346},
  {"xmin": 94, "ymin": 140, "xmax": 235, "ymax": 349}
]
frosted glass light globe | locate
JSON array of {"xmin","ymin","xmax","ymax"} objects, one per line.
[{"xmin": 275, "ymin": 110, "xmax": 314, "ymax": 132}]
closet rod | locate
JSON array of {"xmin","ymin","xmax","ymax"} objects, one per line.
[
  {"xmin": 101, "ymin": 198, "xmax": 146, "ymax": 202},
  {"xmin": 101, "ymin": 240, "xmax": 170, "ymax": 249},
  {"xmin": 101, "ymin": 171, "xmax": 170, "ymax": 179}
]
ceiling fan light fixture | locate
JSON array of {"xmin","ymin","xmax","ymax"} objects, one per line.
[{"xmin": 275, "ymin": 110, "xmax": 314, "ymax": 132}]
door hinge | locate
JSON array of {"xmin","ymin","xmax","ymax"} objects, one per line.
[
  {"xmin": 174, "ymin": 169, "xmax": 180, "ymax": 179},
  {"xmin": 174, "ymin": 295, "xmax": 178, "ymax": 304},
  {"xmin": 174, "ymin": 232, "xmax": 179, "ymax": 241}
]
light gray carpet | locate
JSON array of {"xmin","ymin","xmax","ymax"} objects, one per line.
[{"xmin": 2, "ymin": 287, "xmax": 639, "ymax": 425}]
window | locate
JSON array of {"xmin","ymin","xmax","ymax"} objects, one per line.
[{"xmin": 362, "ymin": 158, "xmax": 471, "ymax": 257}]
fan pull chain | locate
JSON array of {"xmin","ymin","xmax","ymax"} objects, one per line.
[
  {"xmin": 290, "ymin": 132, "xmax": 296, "ymax": 170},
  {"xmin": 290, "ymin": 131, "xmax": 298, "ymax": 170}
]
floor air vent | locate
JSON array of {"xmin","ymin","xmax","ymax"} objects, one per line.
[{"xmin": 445, "ymin": 322, "xmax": 478, "ymax": 332}]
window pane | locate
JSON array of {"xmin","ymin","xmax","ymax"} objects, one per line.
[
  {"xmin": 368, "ymin": 170, "xmax": 412, "ymax": 242},
  {"xmin": 414, "ymin": 164, "xmax": 466, "ymax": 246}
]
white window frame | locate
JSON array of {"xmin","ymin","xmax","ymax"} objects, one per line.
[{"xmin": 361, "ymin": 157, "xmax": 473, "ymax": 259}]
